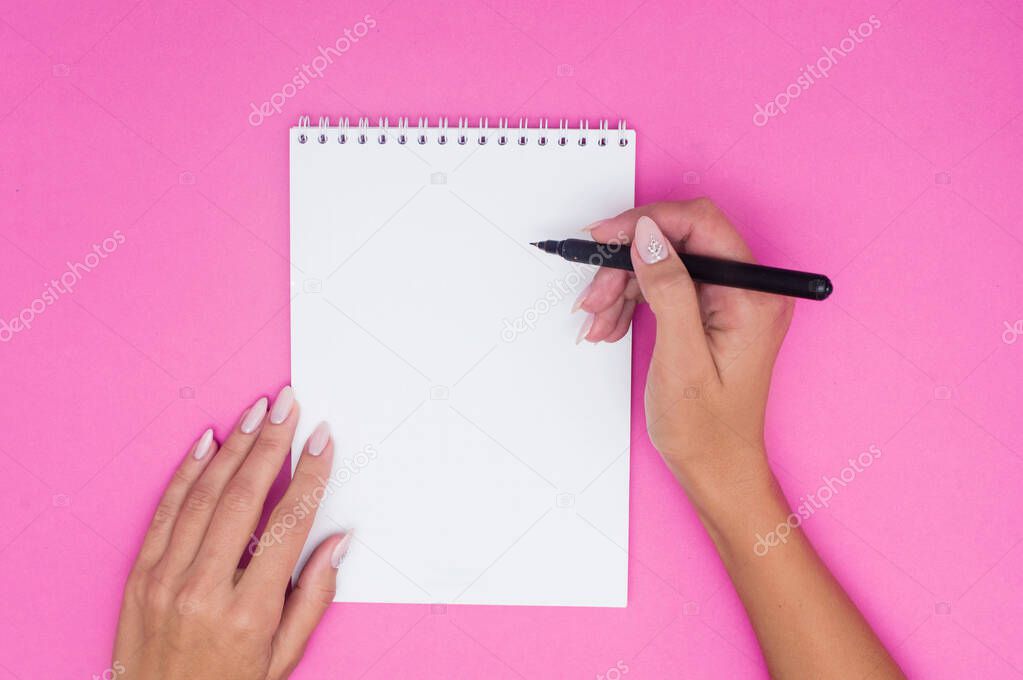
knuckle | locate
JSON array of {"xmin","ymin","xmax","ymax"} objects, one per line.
[
  {"xmin": 143, "ymin": 580, "xmax": 174, "ymax": 613},
  {"xmin": 172, "ymin": 583, "xmax": 208, "ymax": 617},
  {"xmin": 623, "ymin": 276, "xmax": 642, "ymax": 300},
  {"xmin": 263, "ymin": 507, "xmax": 300, "ymax": 541},
  {"xmin": 217, "ymin": 440, "xmax": 250, "ymax": 463},
  {"xmin": 150, "ymin": 501, "xmax": 178, "ymax": 531},
  {"xmin": 226, "ymin": 605, "xmax": 266, "ymax": 635},
  {"xmin": 221, "ymin": 479, "xmax": 257, "ymax": 514},
  {"xmin": 265, "ymin": 492, "xmax": 320, "ymax": 540},
  {"xmin": 686, "ymin": 196, "xmax": 731, "ymax": 227},
  {"xmin": 281, "ymin": 491, "xmax": 316, "ymax": 523},
  {"xmin": 184, "ymin": 483, "xmax": 218, "ymax": 514},
  {"xmin": 246, "ymin": 440, "xmax": 290, "ymax": 478},
  {"xmin": 264, "ymin": 504, "xmax": 289, "ymax": 530},
  {"xmin": 688, "ymin": 196, "xmax": 718, "ymax": 216},
  {"xmin": 171, "ymin": 465, "xmax": 195, "ymax": 488},
  {"xmin": 124, "ymin": 569, "xmax": 149, "ymax": 604},
  {"xmin": 254, "ymin": 425, "xmax": 292, "ymax": 456},
  {"xmin": 311, "ymin": 583, "xmax": 337, "ymax": 605},
  {"xmin": 171, "ymin": 591, "xmax": 191, "ymax": 614},
  {"xmin": 147, "ymin": 561, "xmax": 171, "ymax": 583},
  {"xmin": 292, "ymin": 467, "xmax": 326, "ymax": 494},
  {"xmin": 302, "ymin": 581, "xmax": 336, "ymax": 606}
]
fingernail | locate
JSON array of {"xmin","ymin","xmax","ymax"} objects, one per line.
[
  {"xmin": 636, "ymin": 215, "xmax": 669, "ymax": 264},
  {"xmin": 580, "ymin": 219, "xmax": 605, "ymax": 233},
  {"xmin": 571, "ymin": 282, "xmax": 592, "ymax": 313},
  {"xmin": 240, "ymin": 397, "xmax": 268, "ymax": 434},
  {"xmin": 269, "ymin": 385, "xmax": 295, "ymax": 424},
  {"xmin": 576, "ymin": 313, "xmax": 595, "ymax": 344},
  {"xmin": 308, "ymin": 421, "xmax": 331, "ymax": 456},
  {"xmin": 193, "ymin": 428, "xmax": 214, "ymax": 460},
  {"xmin": 331, "ymin": 532, "xmax": 353, "ymax": 569}
]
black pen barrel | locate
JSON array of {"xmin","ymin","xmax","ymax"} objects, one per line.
[{"xmin": 680, "ymin": 253, "xmax": 832, "ymax": 300}]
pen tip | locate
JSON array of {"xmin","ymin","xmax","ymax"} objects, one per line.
[{"xmin": 529, "ymin": 241, "xmax": 540, "ymax": 248}]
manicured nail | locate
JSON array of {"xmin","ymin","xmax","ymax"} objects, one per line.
[
  {"xmin": 576, "ymin": 313, "xmax": 595, "ymax": 344},
  {"xmin": 580, "ymin": 219, "xmax": 605, "ymax": 233},
  {"xmin": 269, "ymin": 385, "xmax": 295, "ymax": 424},
  {"xmin": 193, "ymin": 428, "xmax": 214, "ymax": 461},
  {"xmin": 240, "ymin": 397, "xmax": 268, "ymax": 434},
  {"xmin": 308, "ymin": 421, "xmax": 331, "ymax": 456},
  {"xmin": 331, "ymin": 532, "xmax": 353, "ymax": 569},
  {"xmin": 636, "ymin": 215, "xmax": 669, "ymax": 264},
  {"xmin": 572, "ymin": 282, "xmax": 592, "ymax": 313}
]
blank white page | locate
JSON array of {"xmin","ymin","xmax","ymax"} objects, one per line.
[{"xmin": 290, "ymin": 119, "xmax": 635, "ymax": 607}]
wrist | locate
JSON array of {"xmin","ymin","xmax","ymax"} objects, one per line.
[
  {"xmin": 672, "ymin": 444, "xmax": 772, "ymax": 507},
  {"xmin": 671, "ymin": 449, "xmax": 784, "ymax": 552}
]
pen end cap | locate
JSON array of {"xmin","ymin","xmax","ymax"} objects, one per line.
[{"xmin": 812, "ymin": 278, "xmax": 833, "ymax": 300}]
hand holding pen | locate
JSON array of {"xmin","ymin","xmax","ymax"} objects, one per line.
[
  {"xmin": 533, "ymin": 224, "xmax": 831, "ymax": 301},
  {"xmin": 562, "ymin": 198, "xmax": 901, "ymax": 679},
  {"xmin": 570, "ymin": 198, "xmax": 795, "ymax": 468}
]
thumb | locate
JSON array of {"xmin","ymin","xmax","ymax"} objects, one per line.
[
  {"xmin": 631, "ymin": 216, "xmax": 715, "ymax": 385},
  {"xmin": 269, "ymin": 532, "xmax": 350, "ymax": 678}
]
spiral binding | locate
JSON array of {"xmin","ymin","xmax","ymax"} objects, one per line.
[{"xmin": 295, "ymin": 116, "xmax": 630, "ymax": 147}]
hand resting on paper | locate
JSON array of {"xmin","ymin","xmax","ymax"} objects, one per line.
[
  {"xmin": 577, "ymin": 198, "xmax": 905, "ymax": 679},
  {"xmin": 111, "ymin": 388, "xmax": 346, "ymax": 680}
]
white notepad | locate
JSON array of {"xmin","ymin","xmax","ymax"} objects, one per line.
[{"xmin": 290, "ymin": 117, "xmax": 635, "ymax": 607}]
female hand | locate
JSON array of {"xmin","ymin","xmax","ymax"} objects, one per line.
[
  {"xmin": 112, "ymin": 387, "xmax": 348, "ymax": 679},
  {"xmin": 578, "ymin": 199, "xmax": 904, "ymax": 678},
  {"xmin": 578, "ymin": 198, "xmax": 793, "ymax": 509}
]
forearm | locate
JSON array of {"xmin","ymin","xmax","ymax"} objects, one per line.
[{"xmin": 679, "ymin": 455, "xmax": 905, "ymax": 680}]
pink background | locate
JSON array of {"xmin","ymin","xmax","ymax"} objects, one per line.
[{"xmin": 2, "ymin": 0, "xmax": 1022, "ymax": 677}]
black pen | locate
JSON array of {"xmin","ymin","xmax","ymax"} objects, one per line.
[{"xmin": 530, "ymin": 239, "xmax": 833, "ymax": 301}]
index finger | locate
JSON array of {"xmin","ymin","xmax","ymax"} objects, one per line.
[{"xmin": 588, "ymin": 198, "xmax": 755, "ymax": 263}]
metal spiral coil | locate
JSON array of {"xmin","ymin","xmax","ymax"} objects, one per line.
[{"xmin": 295, "ymin": 116, "xmax": 630, "ymax": 147}]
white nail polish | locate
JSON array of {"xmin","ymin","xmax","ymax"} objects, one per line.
[
  {"xmin": 576, "ymin": 313, "xmax": 595, "ymax": 344},
  {"xmin": 307, "ymin": 421, "xmax": 331, "ymax": 456},
  {"xmin": 331, "ymin": 532, "xmax": 353, "ymax": 568},
  {"xmin": 240, "ymin": 397, "xmax": 268, "ymax": 434},
  {"xmin": 269, "ymin": 385, "xmax": 295, "ymax": 425},
  {"xmin": 193, "ymin": 428, "xmax": 214, "ymax": 460}
]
